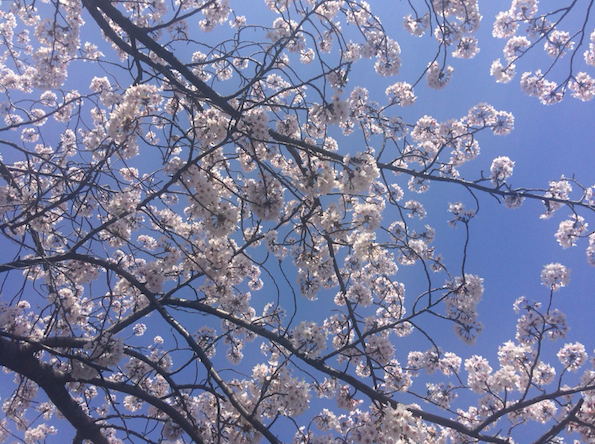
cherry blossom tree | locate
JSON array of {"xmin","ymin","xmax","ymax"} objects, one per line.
[{"xmin": 1, "ymin": 0, "xmax": 595, "ymax": 443}]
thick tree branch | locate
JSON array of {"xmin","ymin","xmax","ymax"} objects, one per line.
[
  {"xmin": 0, "ymin": 337, "xmax": 110, "ymax": 444},
  {"xmin": 82, "ymin": 0, "xmax": 239, "ymax": 118},
  {"xmin": 167, "ymin": 297, "xmax": 510, "ymax": 443},
  {"xmin": 531, "ymin": 399, "xmax": 584, "ymax": 444}
]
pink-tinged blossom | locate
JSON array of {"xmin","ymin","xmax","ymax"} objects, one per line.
[
  {"xmin": 313, "ymin": 408, "xmax": 338, "ymax": 432},
  {"xmin": 546, "ymin": 310, "xmax": 571, "ymax": 339},
  {"xmin": 557, "ymin": 342, "xmax": 588, "ymax": 371},
  {"xmin": 447, "ymin": 274, "xmax": 484, "ymax": 344},
  {"xmin": 467, "ymin": 103, "xmax": 497, "ymax": 126},
  {"xmin": 533, "ymin": 361, "xmax": 556, "ymax": 387},
  {"xmin": 587, "ymin": 234, "xmax": 595, "ymax": 266},
  {"xmin": 447, "ymin": 201, "xmax": 475, "ymax": 226},
  {"xmin": 345, "ymin": 283, "xmax": 372, "ymax": 307},
  {"xmin": 539, "ymin": 80, "xmax": 564, "ymax": 105},
  {"xmin": 465, "ymin": 355, "xmax": 493, "ymax": 393},
  {"xmin": 20, "ymin": 127, "xmax": 38, "ymax": 143},
  {"xmin": 503, "ymin": 36, "xmax": 530, "ymax": 61},
  {"xmin": 526, "ymin": 399, "xmax": 557, "ymax": 424},
  {"xmin": 541, "ymin": 263, "xmax": 570, "ymax": 291},
  {"xmin": 265, "ymin": 0, "xmax": 291, "ymax": 13},
  {"xmin": 492, "ymin": 111, "xmax": 515, "ymax": 135},
  {"xmin": 544, "ymin": 30, "xmax": 574, "ymax": 58},
  {"xmin": 139, "ymin": 261, "xmax": 167, "ymax": 292},
  {"xmin": 490, "ymin": 366, "xmax": 521, "ymax": 393},
  {"xmin": 504, "ymin": 193, "xmax": 525, "ymax": 209},
  {"xmin": 490, "ymin": 156, "xmax": 515, "ymax": 185},
  {"xmin": 300, "ymin": 48, "xmax": 315, "ymax": 64},
  {"xmin": 498, "ymin": 340, "xmax": 531, "ymax": 367},
  {"xmin": 541, "ymin": 178, "xmax": 572, "ymax": 219},
  {"xmin": 339, "ymin": 152, "xmax": 379, "ymax": 194},
  {"xmin": 291, "ymin": 321, "xmax": 327, "ymax": 357},
  {"xmin": 240, "ymin": 108, "xmax": 269, "ymax": 141},
  {"xmin": 585, "ymin": 30, "xmax": 595, "ymax": 66},
  {"xmin": 190, "ymin": 51, "xmax": 211, "ymax": 81},
  {"xmin": 555, "ymin": 215, "xmax": 588, "ymax": 248},
  {"xmin": 0, "ymin": 301, "xmax": 35, "ymax": 338},
  {"xmin": 520, "ymin": 70, "xmax": 546, "ymax": 98},
  {"xmin": 383, "ymin": 360, "xmax": 413, "ymax": 392},
  {"xmin": 90, "ymin": 76, "xmax": 119, "ymax": 107},
  {"xmin": 106, "ymin": 84, "xmax": 162, "ymax": 156},
  {"xmin": 64, "ymin": 260, "xmax": 102, "ymax": 285},
  {"xmin": 266, "ymin": 17, "xmax": 305, "ymax": 52},
  {"xmin": 493, "ymin": 11, "xmax": 518, "ymax": 38},
  {"xmin": 132, "ymin": 323, "xmax": 147, "ymax": 336},
  {"xmin": 439, "ymin": 352, "xmax": 462, "ymax": 375},
  {"xmin": 53, "ymin": 91, "xmax": 81, "ymax": 123},
  {"xmin": 569, "ymin": 72, "xmax": 595, "ymax": 101},
  {"xmin": 406, "ymin": 351, "xmax": 425, "ymax": 374},
  {"xmin": 335, "ymin": 384, "xmax": 361, "ymax": 410},
  {"xmin": 490, "ymin": 58, "xmax": 516, "ymax": 83},
  {"xmin": 515, "ymin": 300, "xmax": 569, "ymax": 343},
  {"xmin": 399, "ymin": 238, "xmax": 429, "ymax": 265},
  {"xmin": 244, "ymin": 176, "xmax": 284, "ymax": 220},
  {"xmin": 453, "ymin": 37, "xmax": 480, "ymax": 59},
  {"xmin": 298, "ymin": 272, "xmax": 322, "ymax": 300},
  {"xmin": 426, "ymin": 62, "xmax": 453, "ymax": 90},
  {"xmin": 123, "ymin": 395, "xmax": 143, "ymax": 412},
  {"xmin": 311, "ymin": 96, "xmax": 349, "ymax": 126},
  {"xmin": 403, "ymin": 13, "xmax": 429, "ymax": 37},
  {"xmin": 510, "ymin": 0, "xmax": 538, "ymax": 19},
  {"xmin": 0, "ymin": 1, "xmax": 594, "ymax": 442},
  {"xmin": 426, "ymin": 382, "xmax": 457, "ymax": 409},
  {"xmin": 423, "ymin": 348, "xmax": 443, "ymax": 374},
  {"xmin": 378, "ymin": 404, "xmax": 425, "ymax": 442},
  {"xmin": 404, "ymin": 200, "xmax": 427, "ymax": 219},
  {"xmin": 24, "ymin": 424, "xmax": 57, "ymax": 443},
  {"xmin": 365, "ymin": 334, "xmax": 394, "ymax": 365},
  {"xmin": 411, "ymin": 115, "xmax": 439, "ymax": 142},
  {"xmin": 408, "ymin": 176, "xmax": 430, "ymax": 193},
  {"xmin": 342, "ymin": 41, "xmax": 361, "ymax": 62},
  {"xmin": 202, "ymin": 0, "xmax": 230, "ymax": 25},
  {"xmin": 385, "ymin": 81, "xmax": 416, "ymax": 106},
  {"xmin": 353, "ymin": 201, "xmax": 383, "ymax": 231},
  {"xmin": 191, "ymin": 108, "xmax": 230, "ymax": 146}
]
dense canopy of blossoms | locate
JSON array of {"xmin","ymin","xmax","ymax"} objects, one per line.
[{"xmin": 0, "ymin": 0, "xmax": 594, "ymax": 443}]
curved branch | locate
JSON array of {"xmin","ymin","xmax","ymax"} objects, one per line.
[
  {"xmin": 0, "ymin": 337, "xmax": 110, "ymax": 444},
  {"xmin": 82, "ymin": 0, "xmax": 239, "ymax": 117}
]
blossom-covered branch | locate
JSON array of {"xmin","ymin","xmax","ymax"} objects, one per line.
[{"xmin": 1, "ymin": 1, "xmax": 595, "ymax": 443}]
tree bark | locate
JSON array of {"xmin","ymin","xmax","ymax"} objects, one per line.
[{"xmin": 0, "ymin": 337, "xmax": 110, "ymax": 444}]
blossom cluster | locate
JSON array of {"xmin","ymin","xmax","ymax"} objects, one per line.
[
  {"xmin": 493, "ymin": 0, "xmax": 595, "ymax": 103},
  {"xmin": 403, "ymin": 0, "xmax": 481, "ymax": 88}
]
